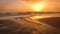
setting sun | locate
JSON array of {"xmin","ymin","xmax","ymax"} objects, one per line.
[{"xmin": 30, "ymin": 2, "xmax": 45, "ymax": 12}]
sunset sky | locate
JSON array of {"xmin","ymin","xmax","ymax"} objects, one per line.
[{"xmin": 0, "ymin": 0, "xmax": 60, "ymax": 12}]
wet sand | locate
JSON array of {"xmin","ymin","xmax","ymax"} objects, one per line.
[
  {"xmin": 0, "ymin": 17, "xmax": 60, "ymax": 34},
  {"xmin": 39, "ymin": 17, "xmax": 60, "ymax": 29}
]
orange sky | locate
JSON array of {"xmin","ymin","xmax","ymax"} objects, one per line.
[{"xmin": 0, "ymin": 0, "xmax": 60, "ymax": 12}]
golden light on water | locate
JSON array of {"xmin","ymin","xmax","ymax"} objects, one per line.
[
  {"xmin": 30, "ymin": 2, "xmax": 45, "ymax": 12},
  {"xmin": 29, "ymin": 15, "xmax": 41, "ymax": 20},
  {"xmin": 29, "ymin": 15, "xmax": 52, "ymax": 20},
  {"xmin": 33, "ymin": 16, "xmax": 41, "ymax": 19}
]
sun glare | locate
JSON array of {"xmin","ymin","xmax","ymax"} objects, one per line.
[{"xmin": 30, "ymin": 2, "xmax": 45, "ymax": 12}]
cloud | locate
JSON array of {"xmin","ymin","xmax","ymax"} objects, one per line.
[
  {"xmin": 0, "ymin": 0, "xmax": 28, "ymax": 10},
  {"xmin": 0, "ymin": 0, "xmax": 60, "ymax": 12}
]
